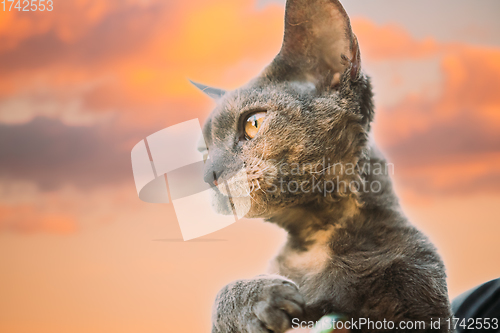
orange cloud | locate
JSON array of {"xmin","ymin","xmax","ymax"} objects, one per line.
[
  {"xmin": 0, "ymin": 0, "xmax": 284, "ymax": 129},
  {"xmin": 0, "ymin": 0, "xmax": 149, "ymax": 51},
  {"xmin": 353, "ymin": 18, "xmax": 440, "ymax": 60},
  {"xmin": 364, "ymin": 25, "xmax": 500, "ymax": 197},
  {"xmin": 374, "ymin": 43, "xmax": 500, "ymax": 143},
  {"xmin": 0, "ymin": 1, "xmax": 499, "ymax": 237},
  {"xmin": 0, "ymin": 204, "xmax": 77, "ymax": 234}
]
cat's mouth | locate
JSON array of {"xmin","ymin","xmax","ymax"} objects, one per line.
[
  {"xmin": 205, "ymin": 168, "xmax": 252, "ymax": 217},
  {"xmin": 213, "ymin": 169, "xmax": 252, "ymax": 198}
]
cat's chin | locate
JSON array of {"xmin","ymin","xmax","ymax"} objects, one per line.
[
  {"xmin": 209, "ymin": 188, "xmax": 234, "ymax": 215},
  {"xmin": 209, "ymin": 188, "xmax": 252, "ymax": 218}
]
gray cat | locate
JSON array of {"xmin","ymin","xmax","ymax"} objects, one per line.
[{"xmin": 193, "ymin": 0, "xmax": 452, "ymax": 332}]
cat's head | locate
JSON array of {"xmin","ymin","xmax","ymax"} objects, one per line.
[{"xmin": 195, "ymin": 0, "xmax": 374, "ymax": 219}]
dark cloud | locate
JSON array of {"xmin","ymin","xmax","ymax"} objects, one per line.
[
  {"xmin": 0, "ymin": 117, "xmax": 153, "ymax": 191},
  {"xmin": 383, "ymin": 111, "xmax": 500, "ymax": 167}
]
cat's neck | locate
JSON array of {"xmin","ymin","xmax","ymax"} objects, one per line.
[
  {"xmin": 266, "ymin": 196, "xmax": 360, "ymax": 248},
  {"xmin": 266, "ymin": 143, "xmax": 400, "ymax": 249}
]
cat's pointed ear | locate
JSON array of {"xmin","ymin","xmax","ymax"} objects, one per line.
[
  {"xmin": 189, "ymin": 80, "xmax": 226, "ymax": 100},
  {"xmin": 270, "ymin": 0, "xmax": 361, "ymax": 86}
]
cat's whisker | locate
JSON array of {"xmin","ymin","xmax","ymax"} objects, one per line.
[
  {"xmin": 249, "ymin": 182, "xmax": 256, "ymax": 193},
  {"xmin": 254, "ymin": 180, "xmax": 261, "ymax": 192}
]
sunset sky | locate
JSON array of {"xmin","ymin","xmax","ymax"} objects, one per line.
[{"xmin": 1, "ymin": 1, "xmax": 499, "ymax": 332}]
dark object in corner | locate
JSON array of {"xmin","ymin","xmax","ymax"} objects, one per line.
[{"xmin": 452, "ymin": 278, "xmax": 500, "ymax": 332}]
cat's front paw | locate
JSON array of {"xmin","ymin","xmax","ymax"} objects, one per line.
[{"xmin": 247, "ymin": 278, "xmax": 305, "ymax": 333}]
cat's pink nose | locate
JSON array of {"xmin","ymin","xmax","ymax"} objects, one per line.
[{"xmin": 213, "ymin": 180, "xmax": 218, "ymax": 187}]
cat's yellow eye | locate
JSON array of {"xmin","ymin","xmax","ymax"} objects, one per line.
[{"xmin": 244, "ymin": 112, "xmax": 267, "ymax": 140}]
